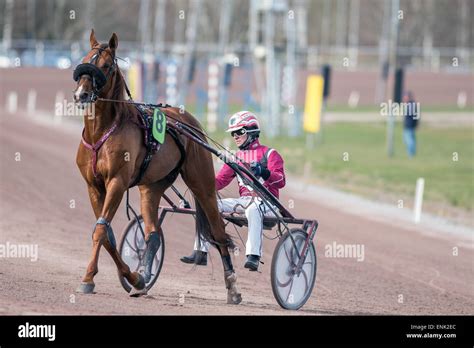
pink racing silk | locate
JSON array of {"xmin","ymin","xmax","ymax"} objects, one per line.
[
  {"xmin": 81, "ymin": 123, "xmax": 118, "ymax": 179},
  {"xmin": 215, "ymin": 139, "xmax": 286, "ymax": 198}
]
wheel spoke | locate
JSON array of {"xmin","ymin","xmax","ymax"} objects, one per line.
[
  {"xmin": 276, "ymin": 240, "xmax": 298, "ymax": 287},
  {"xmin": 133, "ymin": 223, "xmax": 141, "ymax": 252},
  {"xmin": 282, "ymin": 242, "xmax": 294, "ymax": 266},
  {"xmin": 277, "ymin": 239, "xmax": 306, "ymax": 291},
  {"xmin": 124, "ymin": 237, "xmax": 138, "ymax": 254},
  {"xmin": 285, "ymin": 276, "xmax": 295, "ymax": 303},
  {"xmin": 276, "ymin": 274, "xmax": 293, "ymax": 288},
  {"xmin": 119, "ymin": 217, "xmax": 166, "ymax": 293},
  {"xmin": 300, "ymin": 268, "xmax": 309, "ymax": 295},
  {"xmin": 292, "ymin": 238, "xmax": 304, "ymax": 259}
]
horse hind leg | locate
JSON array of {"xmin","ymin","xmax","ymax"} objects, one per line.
[
  {"xmin": 181, "ymin": 162, "xmax": 242, "ymax": 305},
  {"xmin": 194, "ymin": 196, "xmax": 242, "ymax": 305}
]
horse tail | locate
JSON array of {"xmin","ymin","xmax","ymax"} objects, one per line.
[{"xmin": 194, "ymin": 196, "xmax": 234, "ymax": 251}]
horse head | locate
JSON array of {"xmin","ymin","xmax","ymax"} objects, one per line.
[{"xmin": 73, "ymin": 29, "xmax": 118, "ymax": 105}]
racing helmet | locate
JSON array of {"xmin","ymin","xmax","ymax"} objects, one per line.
[{"xmin": 226, "ymin": 111, "xmax": 260, "ymax": 149}]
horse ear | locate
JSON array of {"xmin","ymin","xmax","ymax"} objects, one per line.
[
  {"xmin": 109, "ymin": 33, "xmax": 118, "ymax": 51},
  {"xmin": 90, "ymin": 29, "xmax": 99, "ymax": 48}
]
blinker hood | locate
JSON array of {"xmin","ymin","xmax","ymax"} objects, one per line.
[{"xmin": 73, "ymin": 63, "xmax": 107, "ymax": 91}]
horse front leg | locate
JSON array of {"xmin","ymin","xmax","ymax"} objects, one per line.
[
  {"xmin": 101, "ymin": 177, "xmax": 146, "ymax": 291},
  {"xmin": 76, "ymin": 185, "xmax": 105, "ymax": 294},
  {"xmin": 77, "ymin": 178, "xmax": 145, "ymax": 294}
]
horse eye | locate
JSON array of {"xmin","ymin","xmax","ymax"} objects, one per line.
[{"xmin": 102, "ymin": 64, "xmax": 110, "ymax": 69}]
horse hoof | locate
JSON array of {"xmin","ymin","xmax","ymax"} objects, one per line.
[
  {"xmin": 76, "ymin": 282, "xmax": 95, "ymax": 294},
  {"xmin": 132, "ymin": 272, "xmax": 146, "ymax": 290},
  {"xmin": 227, "ymin": 291, "xmax": 242, "ymax": 305},
  {"xmin": 129, "ymin": 287, "xmax": 148, "ymax": 297}
]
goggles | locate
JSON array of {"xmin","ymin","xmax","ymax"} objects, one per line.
[{"xmin": 231, "ymin": 128, "xmax": 248, "ymax": 137}]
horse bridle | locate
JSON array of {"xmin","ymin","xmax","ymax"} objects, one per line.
[{"xmin": 73, "ymin": 47, "xmax": 117, "ymax": 102}]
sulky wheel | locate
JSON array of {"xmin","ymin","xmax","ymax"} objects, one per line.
[
  {"xmin": 118, "ymin": 214, "xmax": 165, "ymax": 293},
  {"xmin": 271, "ymin": 228, "xmax": 317, "ymax": 310}
]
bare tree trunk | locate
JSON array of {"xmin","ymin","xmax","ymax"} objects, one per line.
[
  {"xmin": 335, "ymin": 0, "xmax": 347, "ymax": 48},
  {"xmin": 375, "ymin": 0, "xmax": 392, "ymax": 103},
  {"xmin": 153, "ymin": 0, "xmax": 167, "ymax": 54},
  {"xmin": 348, "ymin": 0, "xmax": 360, "ymax": 69},
  {"xmin": 27, "ymin": 0, "xmax": 36, "ymax": 41},
  {"xmin": 83, "ymin": 0, "xmax": 96, "ymax": 43},
  {"xmin": 2, "ymin": 0, "xmax": 14, "ymax": 51},
  {"xmin": 138, "ymin": 0, "xmax": 151, "ymax": 51},
  {"xmin": 422, "ymin": 0, "xmax": 434, "ymax": 71},
  {"xmin": 217, "ymin": 0, "xmax": 234, "ymax": 128},
  {"xmin": 321, "ymin": 0, "xmax": 331, "ymax": 52},
  {"xmin": 54, "ymin": 0, "xmax": 66, "ymax": 39},
  {"xmin": 457, "ymin": 0, "xmax": 469, "ymax": 67},
  {"xmin": 178, "ymin": 0, "xmax": 201, "ymax": 106}
]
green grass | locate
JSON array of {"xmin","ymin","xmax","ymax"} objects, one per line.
[{"xmin": 209, "ymin": 122, "xmax": 474, "ymax": 212}]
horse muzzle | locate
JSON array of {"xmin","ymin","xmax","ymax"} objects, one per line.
[{"xmin": 73, "ymin": 63, "xmax": 107, "ymax": 105}]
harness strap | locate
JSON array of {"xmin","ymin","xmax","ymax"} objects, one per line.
[
  {"xmin": 128, "ymin": 104, "xmax": 186, "ymax": 188},
  {"xmin": 81, "ymin": 123, "xmax": 118, "ymax": 179},
  {"xmin": 129, "ymin": 126, "xmax": 186, "ymax": 188},
  {"xmin": 164, "ymin": 127, "xmax": 186, "ymax": 184},
  {"xmin": 123, "ymin": 74, "xmax": 133, "ymax": 100},
  {"xmin": 129, "ymin": 148, "xmax": 153, "ymax": 188}
]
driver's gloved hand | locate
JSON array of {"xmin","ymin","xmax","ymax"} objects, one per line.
[{"xmin": 250, "ymin": 162, "xmax": 270, "ymax": 180}]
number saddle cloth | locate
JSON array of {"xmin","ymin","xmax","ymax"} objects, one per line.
[
  {"xmin": 131, "ymin": 104, "xmax": 185, "ymax": 187},
  {"xmin": 135, "ymin": 104, "xmax": 163, "ymax": 155}
]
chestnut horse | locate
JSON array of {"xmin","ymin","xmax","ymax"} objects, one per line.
[{"xmin": 72, "ymin": 29, "xmax": 241, "ymax": 304}]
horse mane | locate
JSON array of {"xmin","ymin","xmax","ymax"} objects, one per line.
[
  {"xmin": 111, "ymin": 66, "xmax": 134, "ymax": 128},
  {"xmin": 99, "ymin": 42, "xmax": 134, "ymax": 128}
]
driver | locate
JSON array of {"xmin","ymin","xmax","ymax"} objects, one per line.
[{"xmin": 180, "ymin": 111, "xmax": 286, "ymax": 271}]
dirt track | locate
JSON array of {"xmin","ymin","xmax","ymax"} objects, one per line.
[{"xmin": 0, "ymin": 111, "xmax": 473, "ymax": 315}]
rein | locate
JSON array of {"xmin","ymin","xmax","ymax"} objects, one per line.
[
  {"xmin": 95, "ymin": 97, "xmax": 250, "ymax": 168},
  {"xmin": 96, "ymin": 97, "xmax": 210, "ymax": 140}
]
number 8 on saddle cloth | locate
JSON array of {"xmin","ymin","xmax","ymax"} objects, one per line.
[{"xmin": 152, "ymin": 108, "xmax": 167, "ymax": 144}]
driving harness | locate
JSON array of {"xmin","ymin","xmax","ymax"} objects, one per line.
[
  {"xmin": 81, "ymin": 105, "xmax": 185, "ymax": 188},
  {"xmin": 128, "ymin": 104, "xmax": 186, "ymax": 188},
  {"xmin": 75, "ymin": 45, "xmax": 185, "ymax": 188}
]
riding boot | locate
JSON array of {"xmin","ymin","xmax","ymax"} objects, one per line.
[
  {"xmin": 244, "ymin": 254, "xmax": 260, "ymax": 271},
  {"xmin": 141, "ymin": 232, "xmax": 161, "ymax": 283},
  {"xmin": 180, "ymin": 250, "xmax": 207, "ymax": 266}
]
